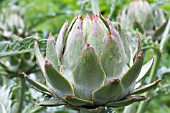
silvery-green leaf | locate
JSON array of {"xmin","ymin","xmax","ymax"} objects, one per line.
[
  {"xmin": 106, "ymin": 96, "xmax": 146, "ymax": 107},
  {"xmin": 106, "ymin": 18, "xmax": 123, "ymax": 45},
  {"xmin": 69, "ymin": 14, "xmax": 83, "ymax": 35},
  {"xmin": 63, "ymin": 27, "xmax": 85, "ymax": 70},
  {"xmin": 136, "ymin": 57, "xmax": 154, "ymax": 82},
  {"xmin": 31, "ymin": 85, "xmax": 51, "ymax": 96},
  {"xmin": 86, "ymin": 17, "xmax": 105, "ymax": 56},
  {"xmin": 94, "ymin": 15, "xmax": 108, "ymax": 36},
  {"xmin": 44, "ymin": 60, "xmax": 73, "ymax": 98},
  {"xmin": 56, "ymin": 21, "xmax": 68, "ymax": 61},
  {"xmin": 92, "ymin": 78, "xmax": 123, "ymax": 105},
  {"xmin": 23, "ymin": 73, "xmax": 51, "ymax": 95},
  {"xmin": 120, "ymin": 51, "xmax": 144, "ymax": 97},
  {"xmin": 72, "ymin": 44, "xmax": 106, "ymax": 100},
  {"xmin": 132, "ymin": 80, "xmax": 161, "ymax": 94},
  {"xmin": 34, "ymin": 41, "xmax": 45, "ymax": 75},
  {"xmin": 65, "ymin": 94, "xmax": 93, "ymax": 106},
  {"xmin": 68, "ymin": 15, "xmax": 78, "ymax": 32},
  {"xmin": 100, "ymin": 32, "xmax": 126, "ymax": 81},
  {"xmin": 99, "ymin": 14, "xmax": 110, "ymax": 31},
  {"xmin": 46, "ymin": 33, "xmax": 59, "ymax": 70},
  {"xmin": 38, "ymin": 97, "xmax": 65, "ymax": 107},
  {"xmin": 83, "ymin": 14, "xmax": 92, "ymax": 41},
  {"xmin": 118, "ymin": 25, "xmax": 131, "ymax": 64}
]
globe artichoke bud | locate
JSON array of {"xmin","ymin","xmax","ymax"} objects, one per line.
[
  {"xmin": 0, "ymin": 53, "xmax": 36, "ymax": 78},
  {"xmin": 0, "ymin": 5, "xmax": 25, "ymax": 40},
  {"xmin": 24, "ymin": 14, "xmax": 160, "ymax": 113},
  {"xmin": 117, "ymin": 0, "xmax": 166, "ymax": 37}
]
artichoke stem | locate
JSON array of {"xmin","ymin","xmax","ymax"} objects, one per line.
[
  {"xmin": 137, "ymin": 52, "xmax": 161, "ymax": 113},
  {"xmin": 16, "ymin": 76, "xmax": 26, "ymax": 113},
  {"xmin": 78, "ymin": 107, "xmax": 108, "ymax": 113}
]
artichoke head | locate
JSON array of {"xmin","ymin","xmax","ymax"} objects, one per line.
[
  {"xmin": 24, "ymin": 14, "xmax": 160, "ymax": 113},
  {"xmin": 0, "ymin": 53, "xmax": 36, "ymax": 78},
  {"xmin": 118, "ymin": 0, "xmax": 166, "ymax": 37},
  {"xmin": 0, "ymin": 5, "xmax": 25, "ymax": 40}
]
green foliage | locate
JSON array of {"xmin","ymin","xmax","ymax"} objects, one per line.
[
  {"xmin": 0, "ymin": 37, "xmax": 47, "ymax": 58},
  {"xmin": 0, "ymin": 0, "xmax": 170, "ymax": 113}
]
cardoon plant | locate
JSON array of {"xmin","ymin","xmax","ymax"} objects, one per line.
[{"xmin": 24, "ymin": 14, "xmax": 160, "ymax": 113}]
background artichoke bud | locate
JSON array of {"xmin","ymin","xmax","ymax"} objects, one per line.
[
  {"xmin": 117, "ymin": 0, "xmax": 166, "ymax": 38},
  {"xmin": 0, "ymin": 53, "xmax": 36, "ymax": 78},
  {"xmin": 0, "ymin": 5, "xmax": 25, "ymax": 40},
  {"xmin": 25, "ymin": 14, "xmax": 160, "ymax": 112}
]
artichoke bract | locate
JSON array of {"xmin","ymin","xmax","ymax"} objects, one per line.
[
  {"xmin": 117, "ymin": 0, "xmax": 166, "ymax": 38},
  {"xmin": 24, "ymin": 14, "xmax": 160, "ymax": 113}
]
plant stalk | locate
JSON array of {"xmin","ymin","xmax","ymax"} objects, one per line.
[
  {"xmin": 137, "ymin": 51, "xmax": 161, "ymax": 113},
  {"xmin": 91, "ymin": 0, "xmax": 100, "ymax": 15},
  {"xmin": 137, "ymin": 18, "xmax": 170, "ymax": 113},
  {"xmin": 16, "ymin": 76, "xmax": 26, "ymax": 113}
]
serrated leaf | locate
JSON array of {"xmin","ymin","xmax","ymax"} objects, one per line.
[
  {"xmin": 0, "ymin": 37, "xmax": 47, "ymax": 58},
  {"xmin": 0, "ymin": 42, "xmax": 10, "ymax": 52}
]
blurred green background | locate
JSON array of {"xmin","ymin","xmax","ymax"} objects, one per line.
[{"xmin": 0, "ymin": 0, "xmax": 170, "ymax": 113}]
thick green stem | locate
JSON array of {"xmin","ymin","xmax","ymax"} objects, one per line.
[
  {"xmin": 16, "ymin": 76, "xmax": 26, "ymax": 113},
  {"xmin": 78, "ymin": 107, "xmax": 107, "ymax": 113},
  {"xmin": 137, "ymin": 18, "xmax": 170, "ymax": 113},
  {"xmin": 91, "ymin": 0, "xmax": 100, "ymax": 15},
  {"xmin": 137, "ymin": 51, "xmax": 161, "ymax": 113}
]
